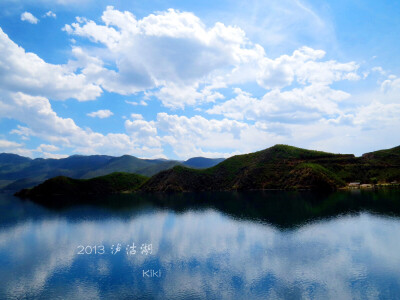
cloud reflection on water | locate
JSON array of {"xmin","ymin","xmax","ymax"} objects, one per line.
[{"xmin": 1, "ymin": 192, "xmax": 400, "ymax": 299}]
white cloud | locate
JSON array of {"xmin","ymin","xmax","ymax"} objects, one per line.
[
  {"xmin": 35, "ymin": 144, "xmax": 68, "ymax": 159},
  {"xmin": 2, "ymin": 92, "xmax": 164, "ymax": 157},
  {"xmin": 124, "ymin": 96, "xmax": 400, "ymax": 158},
  {"xmin": 153, "ymin": 83, "xmax": 224, "ymax": 109},
  {"xmin": 1, "ymin": 8, "xmax": 399, "ymax": 159},
  {"xmin": 3, "ymin": 87, "xmax": 400, "ymax": 159},
  {"xmin": 125, "ymin": 99, "xmax": 148, "ymax": 106},
  {"xmin": 380, "ymin": 75, "xmax": 400, "ymax": 95},
  {"xmin": 62, "ymin": 7, "xmax": 265, "ymax": 107},
  {"xmin": 372, "ymin": 66, "xmax": 385, "ymax": 75},
  {"xmin": 62, "ymin": 7, "xmax": 358, "ymax": 110},
  {"xmin": 256, "ymin": 47, "xmax": 359, "ymax": 89},
  {"xmin": 10, "ymin": 125, "xmax": 33, "ymax": 138},
  {"xmin": 0, "ymin": 139, "xmax": 22, "ymax": 149},
  {"xmin": 44, "ymin": 11, "xmax": 56, "ymax": 18},
  {"xmin": 124, "ymin": 112, "xmax": 272, "ymax": 159},
  {"xmin": 0, "ymin": 28, "xmax": 102, "ymax": 101},
  {"xmin": 130, "ymin": 113, "xmax": 143, "ymax": 120},
  {"xmin": 125, "ymin": 118, "xmax": 161, "ymax": 149},
  {"xmin": 87, "ymin": 109, "xmax": 113, "ymax": 119},
  {"xmin": 36, "ymin": 144, "xmax": 59, "ymax": 152},
  {"xmin": 0, "ymin": 139, "xmax": 32, "ymax": 156},
  {"xmin": 125, "ymin": 100, "xmax": 138, "ymax": 106},
  {"xmin": 207, "ymin": 85, "xmax": 349, "ymax": 122},
  {"xmin": 353, "ymin": 101, "xmax": 400, "ymax": 130},
  {"xmin": 20, "ymin": 12, "xmax": 38, "ymax": 24}
]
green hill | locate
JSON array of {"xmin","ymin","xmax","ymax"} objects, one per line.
[
  {"xmin": 141, "ymin": 145, "xmax": 353, "ymax": 192},
  {"xmin": 359, "ymin": 145, "xmax": 400, "ymax": 182},
  {"xmin": 141, "ymin": 144, "xmax": 400, "ymax": 192},
  {"xmin": 361, "ymin": 145, "xmax": 400, "ymax": 163},
  {"xmin": 15, "ymin": 172, "xmax": 148, "ymax": 198},
  {"xmin": 12, "ymin": 144, "xmax": 400, "ymax": 197}
]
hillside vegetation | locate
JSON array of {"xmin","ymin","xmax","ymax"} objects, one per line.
[
  {"xmin": 142, "ymin": 144, "xmax": 400, "ymax": 192},
  {"xmin": 15, "ymin": 172, "xmax": 148, "ymax": 198},
  {"xmin": 13, "ymin": 144, "xmax": 400, "ymax": 197}
]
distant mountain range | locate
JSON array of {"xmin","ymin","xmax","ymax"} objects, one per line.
[
  {"xmin": 14, "ymin": 144, "xmax": 400, "ymax": 200},
  {"xmin": 0, "ymin": 153, "xmax": 224, "ymax": 191},
  {"xmin": 183, "ymin": 157, "xmax": 225, "ymax": 169}
]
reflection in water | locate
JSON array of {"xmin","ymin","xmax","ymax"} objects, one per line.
[{"xmin": 0, "ymin": 191, "xmax": 400, "ymax": 299}]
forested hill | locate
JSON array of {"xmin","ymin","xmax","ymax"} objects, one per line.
[
  {"xmin": 13, "ymin": 144, "xmax": 400, "ymax": 198},
  {"xmin": 15, "ymin": 172, "xmax": 148, "ymax": 199},
  {"xmin": 141, "ymin": 144, "xmax": 400, "ymax": 192}
]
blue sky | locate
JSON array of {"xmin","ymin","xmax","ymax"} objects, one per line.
[{"xmin": 0, "ymin": 0, "xmax": 399, "ymax": 159}]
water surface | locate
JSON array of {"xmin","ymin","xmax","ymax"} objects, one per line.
[{"xmin": 1, "ymin": 190, "xmax": 400, "ymax": 299}]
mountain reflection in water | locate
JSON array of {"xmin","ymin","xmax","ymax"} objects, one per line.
[{"xmin": 0, "ymin": 190, "xmax": 400, "ymax": 299}]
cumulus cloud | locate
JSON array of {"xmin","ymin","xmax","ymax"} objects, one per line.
[
  {"xmin": 125, "ymin": 99, "xmax": 400, "ymax": 158},
  {"xmin": 0, "ymin": 27, "xmax": 102, "ymax": 101},
  {"xmin": 208, "ymin": 85, "xmax": 350, "ymax": 123},
  {"xmin": 125, "ymin": 118, "xmax": 161, "ymax": 149},
  {"xmin": 2, "ymin": 92, "xmax": 163, "ymax": 157},
  {"xmin": 62, "ymin": 7, "xmax": 266, "ymax": 107},
  {"xmin": 43, "ymin": 11, "xmax": 56, "ymax": 18},
  {"xmin": 61, "ymin": 7, "xmax": 359, "ymax": 110},
  {"xmin": 87, "ymin": 109, "xmax": 113, "ymax": 119},
  {"xmin": 153, "ymin": 83, "xmax": 224, "ymax": 109},
  {"xmin": 380, "ymin": 75, "xmax": 400, "ymax": 96},
  {"xmin": 353, "ymin": 101, "xmax": 400, "ymax": 130},
  {"xmin": 257, "ymin": 47, "xmax": 359, "ymax": 89},
  {"xmin": 124, "ymin": 112, "xmax": 276, "ymax": 159},
  {"xmin": 1, "ymin": 7, "xmax": 399, "ymax": 158},
  {"xmin": 20, "ymin": 12, "xmax": 38, "ymax": 24}
]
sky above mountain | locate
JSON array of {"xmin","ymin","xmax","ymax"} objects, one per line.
[{"xmin": 0, "ymin": 0, "xmax": 399, "ymax": 159}]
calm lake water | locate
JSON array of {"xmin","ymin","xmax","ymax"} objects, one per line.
[{"xmin": 1, "ymin": 190, "xmax": 400, "ymax": 299}]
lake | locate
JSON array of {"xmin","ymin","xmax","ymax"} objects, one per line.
[{"xmin": 1, "ymin": 190, "xmax": 400, "ymax": 299}]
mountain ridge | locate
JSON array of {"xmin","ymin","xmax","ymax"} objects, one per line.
[
  {"xmin": 0, "ymin": 153, "xmax": 225, "ymax": 191},
  {"xmin": 141, "ymin": 144, "xmax": 400, "ymax": 192},
  {"xmin": 14, "ymin": 144, "xmax": 400, "ymax": 199},
  {"xmin": 183, "ymin": 157, "xmax": 225, "ymax": 169}
]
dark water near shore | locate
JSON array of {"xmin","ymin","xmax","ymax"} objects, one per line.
[{"xmin": 1, "ymin": 190, "xmax": 400, "ymax": 299}]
